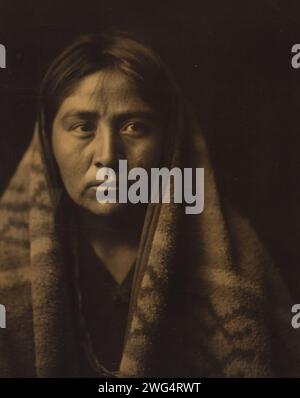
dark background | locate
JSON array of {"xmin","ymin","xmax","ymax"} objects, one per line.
[{"xmin": 0, "ymin": 0, "xmax": 300, "ymax": 297}]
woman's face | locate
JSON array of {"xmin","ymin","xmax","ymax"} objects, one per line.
[{"xmin": 52, "ymin": 69, "xmax": 164, "ymax": 216}]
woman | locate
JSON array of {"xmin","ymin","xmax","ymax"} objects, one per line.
[{"xmin": 0, "ymin": 30, "xmax": 299, "ymax": 378}]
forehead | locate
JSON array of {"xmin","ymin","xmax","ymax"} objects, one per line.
[{"xmin": 57, "ymin": 69, "xmax": 152, "ymax": 116}]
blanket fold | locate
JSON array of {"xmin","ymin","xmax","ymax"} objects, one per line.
[{"xmin": 1, "ymin": 107, "xmax": 300, "ymax": 377}]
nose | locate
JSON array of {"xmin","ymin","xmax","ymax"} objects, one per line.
[{"xmin": 92, "ymin": 124, "xmax": 120, "ymax": 168}]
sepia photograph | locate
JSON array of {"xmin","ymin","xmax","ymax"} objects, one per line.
[{"xmin": 0, "ymin": 0, "xmax": 300, "ymax": 386}]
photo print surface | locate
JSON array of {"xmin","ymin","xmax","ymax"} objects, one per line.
[{"xmin": 0, "ymin": 0, "xmax": 300, "ymax": 379}]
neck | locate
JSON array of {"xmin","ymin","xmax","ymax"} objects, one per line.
[
  {"xmin": 75, "ymin": 205, "xmax": 147, "ymax": 284},
  {"xmin": 76, "ymin": 205, "xmax": 147, "ymax": 250}
]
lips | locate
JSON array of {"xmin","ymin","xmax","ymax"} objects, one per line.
[
  {"xmin": 88, "ymin": 181, "xmax": 105, "ymax": 187},
  {"xmin": 88, "ymin": 181, "xmax": 118, "ymax": 189}
]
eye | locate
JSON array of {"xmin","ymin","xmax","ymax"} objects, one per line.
[
  {"xmin": 121, "ymin": 121, "xmax": 148, "ymax": 136},
  {"xmin": 70, "ymin": 121, "xmax": 96, "ymax": 135}
]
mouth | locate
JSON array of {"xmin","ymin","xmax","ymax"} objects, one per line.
[{"xmin": 88, "ymin": 181, "xmax": 119, "ymax": 190}]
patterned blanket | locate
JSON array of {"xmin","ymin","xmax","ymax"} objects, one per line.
[{"xmin": 0, "ymin": 109, "xmax": 300, "ymax": 377}]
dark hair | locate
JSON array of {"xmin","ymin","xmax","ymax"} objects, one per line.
[
  {"xmin": 39, "ymin": 30, "xmax": 179, "ymax": 136},
  {"xmin": 37, "ymin": 30, "xmax": 182, "ymax": 207}
]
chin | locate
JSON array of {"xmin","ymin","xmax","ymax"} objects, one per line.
[{"xmin": 84, "ymin": 201, "xmax": 129, "ymax": 217}]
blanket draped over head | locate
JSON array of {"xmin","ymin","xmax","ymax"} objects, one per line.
[{"xmin": 0, "ymin": 102, "xmax": 300, "ymax": 378}]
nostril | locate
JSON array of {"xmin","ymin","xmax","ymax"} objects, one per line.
[{"xmin": 94, "ymin": 161, "xmax": 102, "ymax": 168}]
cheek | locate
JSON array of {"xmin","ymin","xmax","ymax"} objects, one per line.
[
  {"xmin": 126, "ymin": 135, "xmax": 164, "ymax": 169},
  {"xmin": 52, "ymin": 130, "xmax": 87, "ymax": 187}
]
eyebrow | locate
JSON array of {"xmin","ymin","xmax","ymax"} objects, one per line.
[
  {"xmin": 61, "ymin": 110, "xmax": 98, "ymax": 124},
  {"xmin": 61, "ymin": 109, "xmax": 159, "ymax": 125}
]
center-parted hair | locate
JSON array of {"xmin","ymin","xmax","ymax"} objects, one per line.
[{"xmin": 37, "ymin": 29, "xmax": 182, "ymax": 206}]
